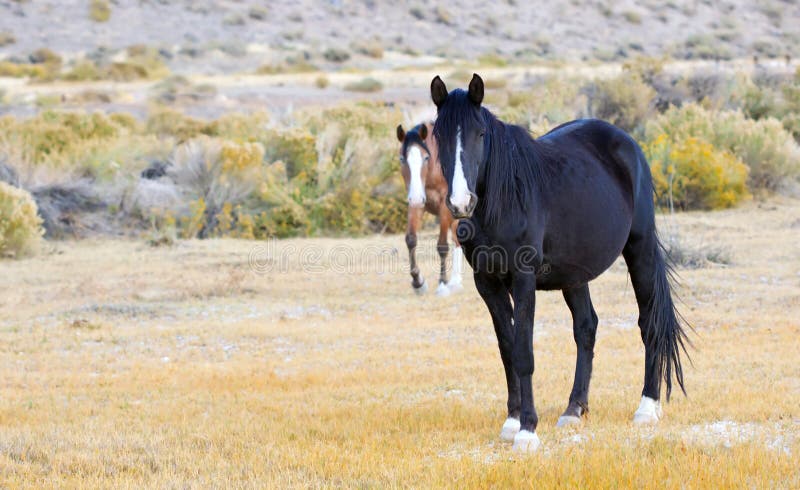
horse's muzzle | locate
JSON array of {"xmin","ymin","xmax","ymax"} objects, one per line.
[{"xmin": 446, "ymin": 192, "xmax": 478, "ymax": 218}]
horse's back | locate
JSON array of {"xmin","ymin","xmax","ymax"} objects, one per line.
[{"xmin": 540, "ymin": 119, "xmax": 646, "ymax": 199}]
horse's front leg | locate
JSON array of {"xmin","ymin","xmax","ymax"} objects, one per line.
[
  {"xmin": 446, "ymin": 215, "xmax": 463, "ymax": 292},
  {"xmin": 406, "ymin": 207, "xmax": 427, "ymax": 294},
  {"xmin": 474, "ymin": 272, "xmax": 520, "ymax": 441},
  {"xmin": 435, "ymin": 214, "xmax": 451, "ymax": 296},
  {"xmin": 511, "ymin": 271, "xmax": 540, "ymax": 452}
]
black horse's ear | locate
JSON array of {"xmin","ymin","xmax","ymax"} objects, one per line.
[
  {"xmin": 396, "ymin": 124, "xmax": 405, "ymax": 142},
  {"xmin": 468, "ymin": 73, "xmax": 484, "ymax": 106},
  {"xmin": 431, "ymin": 75, "xmax": 448, "ymax": 109},
  {"xmin": 418, "ymin": 124, "xmax": 428, "ymax": 140}
]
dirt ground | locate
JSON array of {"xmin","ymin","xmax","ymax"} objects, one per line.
[{"xmin": 0, "ymin": 198, "xmax": 799, "ymax": 487}]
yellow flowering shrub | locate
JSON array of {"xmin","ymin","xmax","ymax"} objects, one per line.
[
  {"xmin": 644, "ymin": 135, "xmax": 750, "ymax": 210},
  {"xmin": 0, "ymin": 182, "xmax": 44, "ymax": 258},
  {"xmin": 645, "ymin": 103, "xmax": 800, "ymax": 191}
]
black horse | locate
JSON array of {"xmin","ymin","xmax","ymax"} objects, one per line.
[{"xmin": 430, "ymin": 74, "xmax": 689, "ymax": 452}]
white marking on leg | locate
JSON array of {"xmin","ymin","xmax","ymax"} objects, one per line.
[
  {"xmin": 406, "ymin": 146, "xmax": 425, "ymax": 207},
  {"xmin": 435, "ymin": 281, "xmax": 450, "ymax": 296},
  {"xmin": 450, "ymin": 126, "xmax": 471, "ymax": 212},
  {"xmin": 500, "ymin": 417, "xmax": 520, "ymax": 441},
  {"xmin": 633, "ymin": 396, "xmax": 662, "ymax": 424},
  {"xmin": 447, "ymin": 246, "xmax": 463, "ymax": 291},
  {"xmin": 512, "ymin": 430, "xmax": 541, "ymax": 452}
]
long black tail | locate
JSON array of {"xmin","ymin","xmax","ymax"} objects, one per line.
[{"xmin": 647, "ymin": 237, "xmax": 691, "ymax": 400}]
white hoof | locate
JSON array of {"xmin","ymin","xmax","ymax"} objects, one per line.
[
  {"xmin": 413, "ymin": 279, "xmax": 428, "ymax": 295},
  {"xmin": 633, "ymin": 396, "xmax": 662, "ymax": 424},
  {"xmin": 500, "ymin": 417, "xmax": 520, "ymax": 442},
  {"xmin": 447, "ymin": 281, "xmax": 463, "ymax": 293},
  {"xmin": 556, "ymin": 415, "xmax": 582, "ymax": 427},
  {"xmin": 435, "ymin": 282, "xmax": 450, "ymax": 297},
  {"xmin": 512, "ymin": 430, "xmax": 541, "ymax": 452}
]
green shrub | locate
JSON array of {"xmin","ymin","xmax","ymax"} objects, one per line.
[
  {"xmin": 323, "ymin": 48, "xmax": 350, "ymax": 63},
  {"xmin": 0, "ymin": 61, "xmax": 47, "ymax": 78},
  {"xmin": 105, "ymin": 47, "xmax": 169, "ymax": 81},
  {"xmin": 645, "ymin": 103, "xmax": 800, "ymax": 191},
  {"xmin": 0, "ymin": 182, "xmax": 43, "ymax": 258},
  {"xmin": 262, "ymin": 129, "xmax": 317, "ymax": 179},
  {"xmin": 62, "ymin": 60, "xmax": 101, "ymax": 81},
  {"xmin": 477, "ymin": 53, "xmax": 508, "ymax": 67},
  {"xmin": 622, "ymin": 10, "xmax": 642, "ymax": 24},
  {"xmin": 0, "ymin": 49, "xmax": 61, "ymax": 80},
  {"xmin": 256, "ymin": 60, "xmax": 317, "ymax": 75},
  {"xmin": 351, "ymin": 39, "xmax": 384, "ymax": 59},
  {"xmin": 739, "ymin": 73, "xmax": 800, "ymax": 142},
  {"xmin": 590, "ymin": 72, "xmax": 656, "ymax": 133},
  {"xmin": 145, "ymin": 108, "xmax": 208, "ymax": 141},
  {"xmin": 682, "ymin": 34, "xmax": 733, "ymax": 60},
  {"xmin": 344, "ymin": 77, "xmax": 382, "ymax": 92},
  {"xmin": 205, "ymin": 112, "xmax": 270, "ymax": 141},
  {"xmin": 0, "ymin": 31, "xmax": 15, "ymax": 47},
  {"xmin": 0, "ymin": 111, "xmax": 128, "ymax": 165},
  {"xmin": 499, "ymin": 76, "xmax": 585, "ymax": 127},
  {"xmin": 248, "ymin": 6, "xmax": 269, "ymax": 20},
  {"xmin": 255, "ymin": 201, "xmax": 311, "ymax": 238},
  {"xmin": 643, "ymin": 135, "xmax": 750, "ymax": 210},
  {"xmin": 89, "ymin": 0, "xmax": 111, "ymax": 22},
  {"xmin": 315, "ymin": 75, "xmax": 330, "ymax": 89},
  {"xmin": 168, "ymin": 137, "xmax": 265, "ymax": 238}
]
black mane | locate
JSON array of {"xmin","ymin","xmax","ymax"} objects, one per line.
[{"xmin": 434, "ymin": 90, "xmax": 558, "ymax": 225}]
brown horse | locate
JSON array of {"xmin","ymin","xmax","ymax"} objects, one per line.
[{"xmin": 396, "ymin": 122, "xmax": 463, "ymax": 296}]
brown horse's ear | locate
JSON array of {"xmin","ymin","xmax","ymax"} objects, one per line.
[
  {"xmin": 396, "ymin": 124, "xmax": 405, "ymax": 142},
  {"xmin": 468, "ymin": 73, "xmax": 484, "ymax": 106},
  {"xmin": 431, "ymin": 75, "xmax": 448, "ymax": 109},
  {"xmin": 418, "ymin": 124, "xmax": 428, "ymax": 140}
]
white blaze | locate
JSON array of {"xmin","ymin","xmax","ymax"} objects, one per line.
[
  {"xmin": 406, "ymin": 146, "xmax": 425, "ymax": 207},
  {"xmin": 450, "ymin": 126, "xmax": 471, "ymax": 211}
]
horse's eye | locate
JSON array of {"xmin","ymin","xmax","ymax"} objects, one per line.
[{"xmin": 479, "ymin": 130, "xmax": 486, "ymax": 137}]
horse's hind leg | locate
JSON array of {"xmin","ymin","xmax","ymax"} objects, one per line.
[
  {"xmin": 557, "ymin": 284, "xmax": 598, "ymax": 427},
  {"xmin": 622, "ymin": 231, "xmax": 663, "ymax": 423},
  {"xmin": 623, "ymin": 225, "xmax": 688, "ymax": 424},
  {"xmin": 474, "ymin": 272, "xmax": 520, "ymax": 442}
]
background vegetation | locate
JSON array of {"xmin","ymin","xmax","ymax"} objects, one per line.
[{"xmin": 2, "ymin": 60, "xmax": 799, "ymax": 254}]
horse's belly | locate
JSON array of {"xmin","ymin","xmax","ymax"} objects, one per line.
[{"xmin": 538, "ymin": 190, "xmax": 632, "ymax": 289}]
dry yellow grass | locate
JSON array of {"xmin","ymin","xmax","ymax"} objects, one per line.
[{"xmin": 1, "ymin": 198, "xmax": 799, "ymax": 488}]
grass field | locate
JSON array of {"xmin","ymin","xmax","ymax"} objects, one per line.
[{"xmin": 1, "ymin": 198, "xmax": 799, "ymax": 488}]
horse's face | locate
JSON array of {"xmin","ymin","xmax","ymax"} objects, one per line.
[
  {"xmin": 431, "ymin": 74, "xmax": 485, "ymax": 218},
  {"xmin": 396, "ymin": 123, "xmax": 432, "ymax": 208}
]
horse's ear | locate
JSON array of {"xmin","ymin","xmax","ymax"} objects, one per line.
[
  {"xmin": 418, "ymin": 124, "xmax": 428, "ymax": 140},
  {"xmin": 431, "ymin": 75, "xmax": 448, "ymax": 109},
  {"xmin": 468, "ymin": 73, "xmax": 484, "ymax": 106},
  {"xmin": 396, "ymin": 124, "xmax": 405, "ymax": 142}
]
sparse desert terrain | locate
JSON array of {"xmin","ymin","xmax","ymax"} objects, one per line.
[
  {"xmin": 1, "ymin": 198, "xmax": 798, "ymax": 487},
  {"xmin": 1, "ymin": 1, "xmax": 800, "ymax": 487}
]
